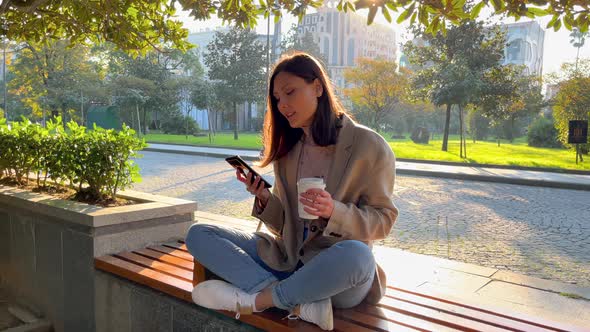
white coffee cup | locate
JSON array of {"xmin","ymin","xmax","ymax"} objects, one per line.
[{"xmin": 297, "ymin": 177, "xmax": 326, "ymax": 219}]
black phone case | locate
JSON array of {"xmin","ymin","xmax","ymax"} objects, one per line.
[{"xmin": 225, "ymin": 156, "xmax": 272, "ymax": 188}]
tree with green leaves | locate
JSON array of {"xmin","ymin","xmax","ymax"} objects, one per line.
[
  {"xmin": 343, "ymin": 58, "xmax": 409, "ymax": 131},
  {"xmin": 110, "ymin": 75, "xmax": 156, "ymax": 135},
  {"xmin": 547, "ymin": 58, "xmax": 590, "ymax": 85},
  {"xmin": 189, "ymin": 80, "xmax": 234, "ymax": 135},
  {"xmin": 4, "ymin": 0, "xmax": 589, "ymax": 54},
  {"xmin": 107, "ymin": 47, "xmax": 202, "ymax": 133},
  {"xmin": 404, "ymin": 20, "xmax": 506, "ymax": 152},
  {"xmin": 477, "ymin": 66, "xmax": 544, "ymax": 145},
  {"xmin": 2, "ymin": 1, "xmax": 191, "ymax": 55},
  {"xmin": 203, "ymin": 27, "xmax": 266, "ymax": 140},
  {"xmin": 553, "ymin": 77, "xmax": 590, "ymax": 161},
  {"xmin": 570, "ymin": 28, "xmax": 588, "ymax": 73},
  {"xmin": 8, "ymin": 40, "xmax": 105, "ymax": 125}
]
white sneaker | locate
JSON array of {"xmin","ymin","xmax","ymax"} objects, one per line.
[
  {"xmin": 289, "ymin": 298, "xmax": 334, "ymax": 331},
  {"xmin": 191, "ymin": 280, "xmax": 253, "ymax": 319}
]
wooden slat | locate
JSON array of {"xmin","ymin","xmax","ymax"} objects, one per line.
[
  {"xmin": 332, "ymin": 317, "xmax": 381, "ymax": 332},
  {"xmin": 163, "ymin": 241, "xmax": 188, "ymax": 252},
  {"xmin": 386, "ymin": 286, "xmax": 589, "ymax": 332},
  {"xmin": 147, "ymin": 245, "xmax": 194, "ymax": 261},
  {"xmin": 95, "ymin": 255, "xmax": 193, "ymax": 302},
  {"xmin": 193, "ymin": 260, "xmax": 206, "ymax": 286},
  {"xmin": 378, "ymin": 296, "xmax": 509, "ymax": 331},
  {"xmin": 132, "ymin": 248, "xmax": 194, "ymax": 270},
  {"xmin": 386, "ymin": 287, "xmax": 558, "ymax": 332},
  {"xmin": 334, "ymin": 308, "xmax": 423, "ymax": 332},
  {"xmin": 114, "ymin": 251, "xmax": 193, "ymax": 282},
  {"xmin": 235, "ymin": 309, "xmax": 323, "ymax": 332},
  {"xmin": 96, "ymin": 255, "xmax": 310, "ymax": 332},
  {"xmin": 355, "ymin": 303, "xmax": 457, "ymax": 332},
  {"xmin": 97, "ymin": 210, "xmax": 589, "ymax": 332}
]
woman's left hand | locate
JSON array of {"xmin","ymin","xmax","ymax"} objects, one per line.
[{"xmin": 299, "ymin": 189, "xmax": 334, "ymax": 219}]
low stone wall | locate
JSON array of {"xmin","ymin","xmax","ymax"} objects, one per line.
[
  {"xmin": 95, "ymin": 271, "xmax": 259, "ymax": 332},
  {"xmin": 0, "ymin": 187, "xmax": 197, "ymax": 332}
]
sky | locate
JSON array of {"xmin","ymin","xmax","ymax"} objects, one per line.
[{"xmin": 174, "ymin": 6, "xmax": 590, "ymax": 76}]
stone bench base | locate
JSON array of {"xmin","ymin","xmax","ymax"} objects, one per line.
[{"xmin": 95, "ymin": 270, "xmax": 260, "ymax": 332}]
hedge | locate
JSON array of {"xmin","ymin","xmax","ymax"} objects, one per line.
[{"xmin": 0, "ymin": 117, "xmax": 146, "ymax": 203}]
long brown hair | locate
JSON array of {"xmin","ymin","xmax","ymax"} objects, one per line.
[{"xmin": 258, "ymin": 52, "xmax": 348, "ymax": 167}]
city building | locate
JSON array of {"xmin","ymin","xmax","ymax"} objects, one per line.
[
  {"xmin": 295, "ymin": 1, "xmax": 397, "ymax": 91},
  {"xmin": 399, "ymin": 21, "xmax": 545, "ymax": 77},
  {"xmin": 502, "ymin": 21, "xmax": 545, "ymax": 76}
]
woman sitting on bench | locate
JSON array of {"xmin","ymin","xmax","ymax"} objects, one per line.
[{"xmin": 186, "ymin": 52, "xmax": 398, "ymax": 331}]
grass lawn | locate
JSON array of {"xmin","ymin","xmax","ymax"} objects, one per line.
[
  {"xmin": 144, "ymin": 132, "xmax": 590, "ymax": 171},
  {"xmin": 388, "ymin": 136, "xmax": 590, "ymax": 171}
]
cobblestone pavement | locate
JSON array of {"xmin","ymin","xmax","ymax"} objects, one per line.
[{"xmin": 133, "ymin": 151, "xmax": 590, "ymax": 287}]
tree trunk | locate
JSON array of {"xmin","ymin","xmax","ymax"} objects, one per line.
[
  {"xmin": 247, "ymin": 102, "xmax": 252, "ymax": 131},
  {"xmin": 80, "ymin": 89, "xmax": 84, "ymax": 126},
  {"xmin": 136, "ymin": 103, "xmax": 142, "ymax": 136},
  {"xmin": 207, "ymin": 109, "xmax": 214, "ymax": 143},
  {"xmin": 234, "ymin": 102, "xmax": 239, "ymax": 140},
  {"xmin": 215, "ymin": 110, "xmax": 219, "ymax": 135},
  {"xmin": 461, "ymin": 106, "xmax": 467, "ymax": 159},
  {"xmin": 509, "ymin": 115, "xmax": 515, "ymax": 143},
  {"xmin": 470, "ymin": 108, "xmax": 476, "ymax": 143},
  {"xmin": 459, "ymin": 105, "xmax": 463, "ymax": 158},
  {"xmin": 213, "ymin": 110, "xmax": 217, "ymax": 135},
  {"xmin": 185, "ymin": 111, "xmax": 189, "ymax": 140},
  {"xmin": 142, "ymin": 106, "xmax": 147, "ymax": 135},
  {"xmin": 442, "ymin": 104, "xmax": 451, "ymax": 151},
  {"xmin": 459, "ymin": 105, "xmax": 467, "ymax": 159}
]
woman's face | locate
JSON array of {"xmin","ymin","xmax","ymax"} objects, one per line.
[{"xmin": 273, "ymin": 71, "xmax": 323, "ymax": 129}]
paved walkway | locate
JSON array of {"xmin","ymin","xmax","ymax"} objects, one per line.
[
  {"xmin": 197, "ymin": 211, "xmax": 590, "ymax": 330},
  {"xmin": 145, "ymin": 143, "xmax": 590, "ymax": 191}
]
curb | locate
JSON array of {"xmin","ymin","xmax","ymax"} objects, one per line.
[
  {"xmin": 396, "ymin": 168, "xmax": 590, "ymax": 191},
  {"xmin": 145, "ymin": 141, "xmax": 262, "ymax": 152},
  {"xmin": 143, "ymin": 148, "xmax": 260, "ymax": 161},
  {"xmin": 396, "ymin": 158, "xmax": 590, "ymax": 176},
  {"xmin": 142, "ymin": 147, "xmax": 590, "ymax": 191}
]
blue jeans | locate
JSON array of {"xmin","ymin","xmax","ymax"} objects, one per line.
[{"xmin": 185, "ymin": 223, "xmax": 375, "ymax": 311}]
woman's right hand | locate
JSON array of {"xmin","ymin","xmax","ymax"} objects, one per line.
[{"xmin": 236, "ymin": 169, "xmax": 270, "ymax": 206}]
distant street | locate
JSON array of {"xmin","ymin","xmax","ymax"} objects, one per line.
[{"xmin": 132, "ymin": 151, "xmax": 590, "ymax": 287}]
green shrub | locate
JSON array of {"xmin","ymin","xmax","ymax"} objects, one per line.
[
  {"xmin": 0, "ymin": 117, "xmax": 146, "ymax": 203},
  {"xmin": 527, "ymin": 116, "xmax": 562, "ymax": 148},
  {"xmin": 161, "ymin": 113, "xmax": 200, "ymax": 135}
]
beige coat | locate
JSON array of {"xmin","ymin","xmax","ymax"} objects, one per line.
[{"xmin": 252, "ymin": 115, "xmax": 398, "ymax": 304}]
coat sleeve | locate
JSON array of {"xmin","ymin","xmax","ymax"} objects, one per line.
[
  {"xmin": 251, "ymin": 164, "xmax": 285, "ymax": 236},
  {"xmin": 323, "ymin": 142, "xmax": 398, "ymax": 241},
  {"xmin": 252, "ymin": 190, "xmax": 284, "ymax": 236}
]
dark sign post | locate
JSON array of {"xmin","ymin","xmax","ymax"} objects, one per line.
[{"xmin": 568, "ymin": 120, "xmax": 588, "ymax": 164}]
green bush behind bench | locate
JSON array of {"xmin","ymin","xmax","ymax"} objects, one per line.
[{"xmin": 0, "ymin": 117, "xmax": 146, "ymax": 202}]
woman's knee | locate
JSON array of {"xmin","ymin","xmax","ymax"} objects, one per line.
[
  {"xmin": 185, "ymin": 223, "xmax": 218, "ymax": 255},
  {"xmin": 336, "ymin": 240, "xmax": 376, "ymax": 278}
]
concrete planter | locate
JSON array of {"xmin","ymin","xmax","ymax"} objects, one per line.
[{"xmin": 0, "ymin": 186, "xmax": 197, "ymax": 332}]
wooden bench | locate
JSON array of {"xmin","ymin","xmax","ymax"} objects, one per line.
[{"xmin": 95, "ymin": 213, "xmax": 586, "ymax": 332}]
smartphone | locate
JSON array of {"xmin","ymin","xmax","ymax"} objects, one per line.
[{"xmin": 225, "ymin": 155, "xmax": 272, "ymax": 188}]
